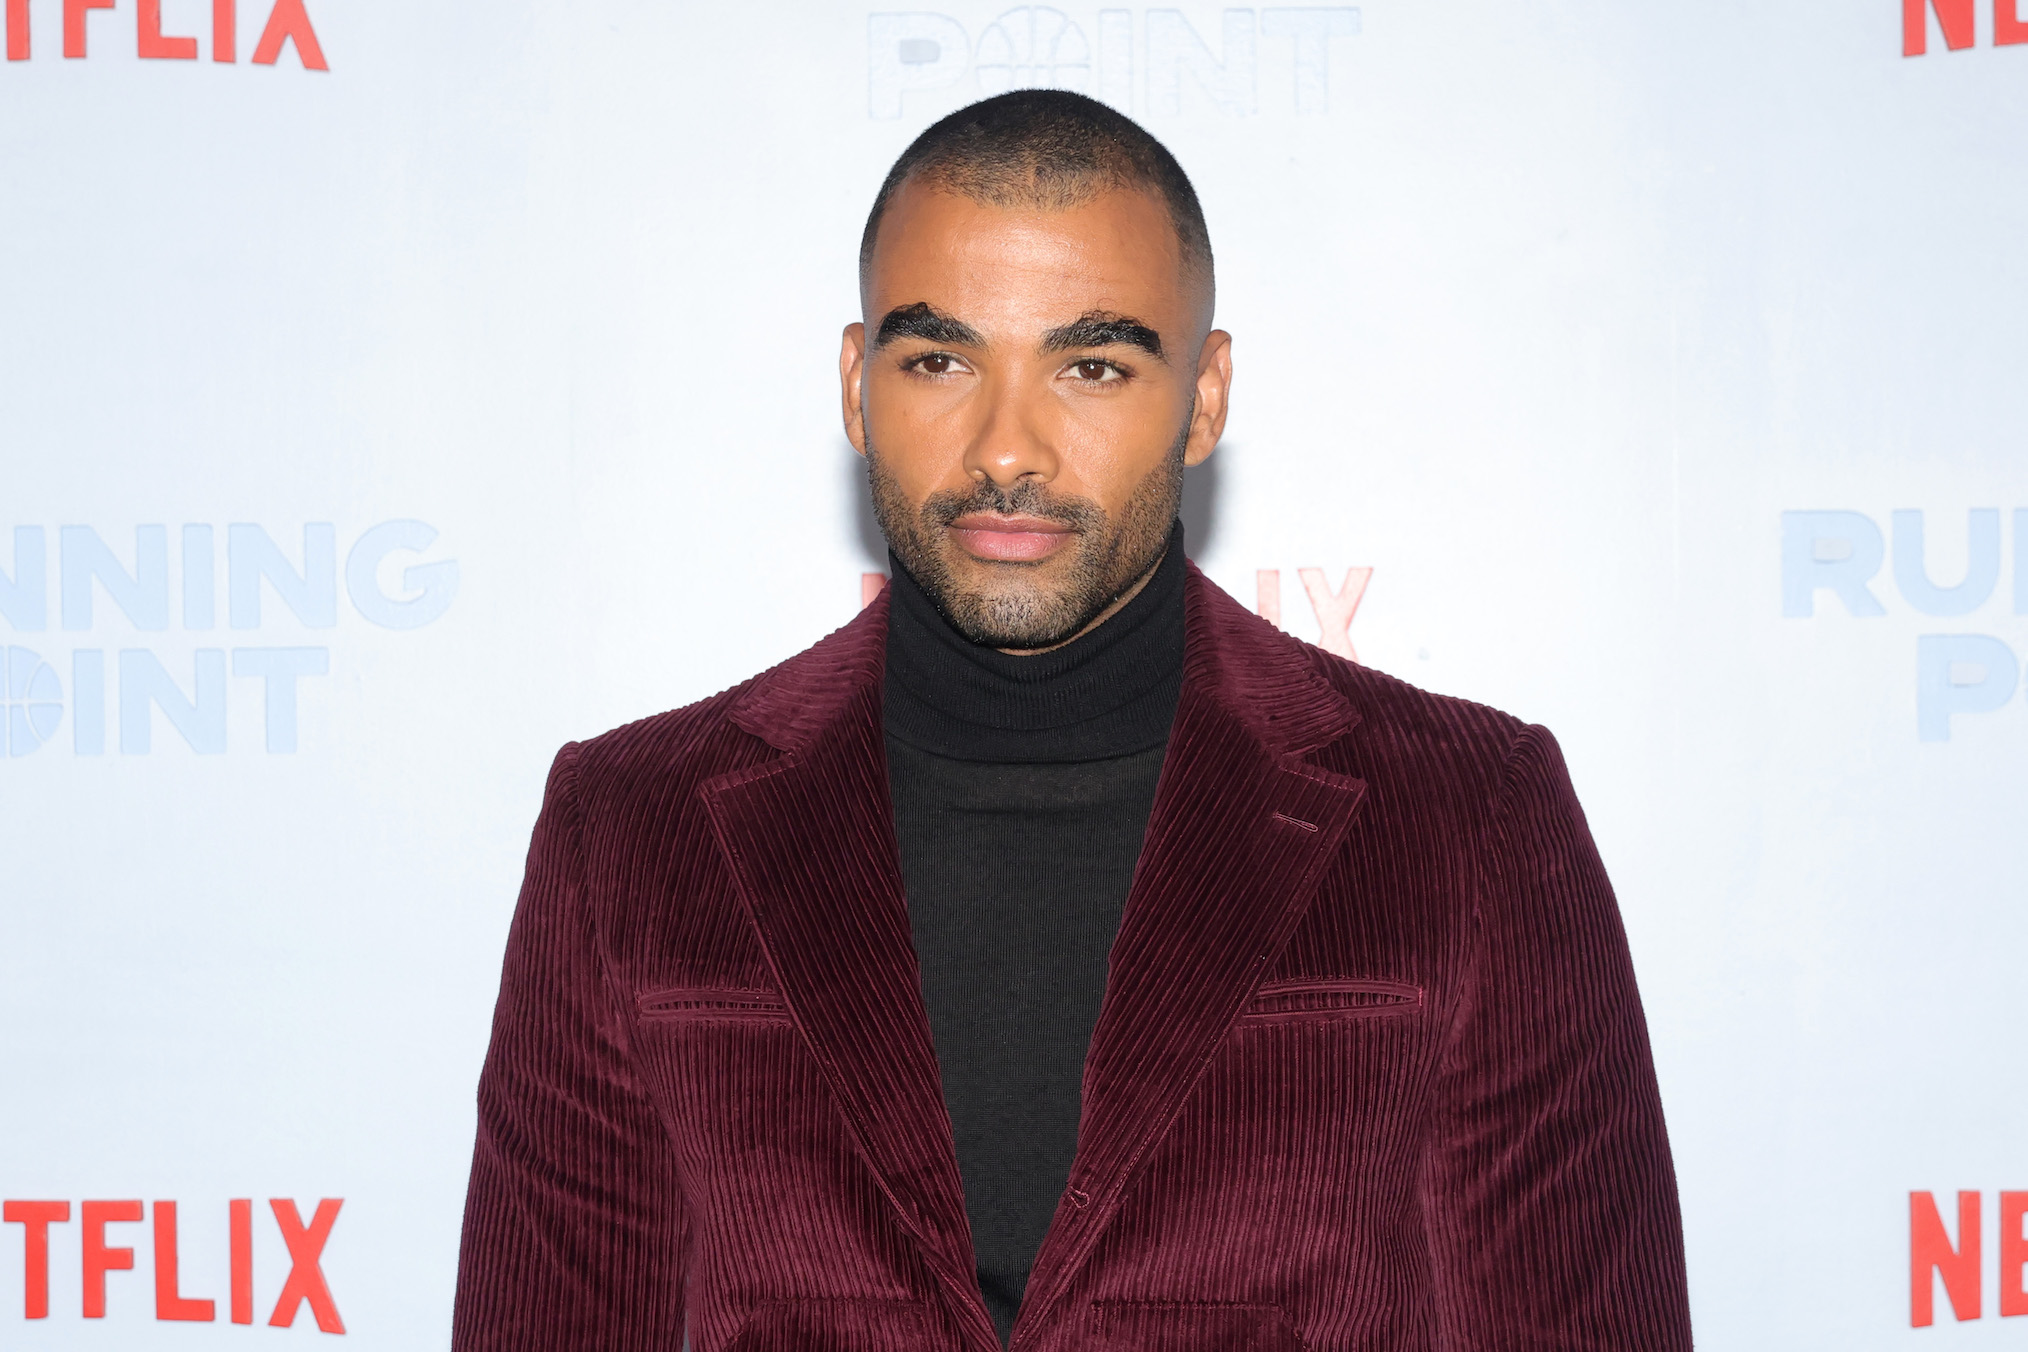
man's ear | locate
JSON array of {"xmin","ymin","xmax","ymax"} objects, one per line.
[
  {"xmin": 1183, "ymin": 329, "xmax": 1233, "ymax": 468},
  {"xmin": 840, "ymin": 322, "xmax": 869, "ymax": 456}
]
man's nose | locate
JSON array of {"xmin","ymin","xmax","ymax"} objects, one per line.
[{"xmin": 962, "ymin": 380, "xmax": 1059, "ymax": 489}]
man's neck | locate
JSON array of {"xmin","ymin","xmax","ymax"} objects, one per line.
[{"xmin": 881, "ymin": 521, "xmax": 1188, "ymax": 764}]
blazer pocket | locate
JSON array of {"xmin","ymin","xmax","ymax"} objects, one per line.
[
  {"xmin": 1088, "ymin": 1301, "xmax": 1306, "ymax": 1352},
  {"xmin": 724, "ymin": 1298, "xmax": 942, "ymax": 1352},
  {"xmin": 1238, "ymin": 977, "xmax": 1423, "ymax": 1026},
  {"xmin": 636, "ymin": 985, "xmax": 791, "ymax": 1023}
]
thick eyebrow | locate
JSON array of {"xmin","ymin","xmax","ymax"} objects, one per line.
[
  {"xmin": 1041, "ymin": 312, "xmax": 1166, "ymax": 361},
  {"xmin": 874, "ymin": 302, "xmax": 985, "ymax": 349}
]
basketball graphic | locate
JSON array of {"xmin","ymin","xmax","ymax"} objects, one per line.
[
  {"xmin": 975, "ymin": 6, "xmax": 1091, "ymax": 95},
  {"xmin": 3, "ymin": 646, "xmax": 62, "ymax": 757}
]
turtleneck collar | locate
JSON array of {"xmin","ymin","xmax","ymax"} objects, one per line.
[{"xmin": 882, "ymin": 521, "xmax": 1187, "ymax": 764}]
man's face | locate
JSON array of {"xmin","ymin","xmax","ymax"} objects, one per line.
[{"xmin": 841, "ymin": 179, "xmax": 1232, "ymax": 652}]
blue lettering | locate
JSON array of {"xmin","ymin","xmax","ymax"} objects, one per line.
[
  {"xmin": 1893, "ymin": 509, "xmax": 2000, "ymax": 617},
  {"xmin": 1915, "ymin": 634, "xmax": 2020, "ymax": 742},
  {"xmin": 182, "ymin": 524, "xmax": 216, "ymax": 630},
  {"xmin": 73, "ymin": 649, "xmax": 104, "ymax": 755},
  {"xmin": 119, "ymin": 648, "xmax": 226, "ymax": 754},
  {"xmin": 231, "ymin": 646, "xmax": 329, "ymax": 753},
  {"xmin": 1781, "ymin": 511, "xmax": 1886, "ymax": 618},
  {"xmin": 229, "ymin": 523, "xmax": 336, "ymax": 629},
  {"xmin": 3, "ymin": 646, "xmax": 62, "ymax": 757},
  {"xmin": 345, "ymin": 521, "xmax": 459, "ymax": 630},
  {"xmin": 61, "ymin": 525, "xmax": 170, "ymax": 631},
  {"xmin": 0, "ymin": 527, "xmax": 47, "ymax": 632}
]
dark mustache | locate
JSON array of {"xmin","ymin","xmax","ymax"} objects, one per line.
[{"xmin": 919, "ymin": 479, "xmax": 1105, "ymax": 532}]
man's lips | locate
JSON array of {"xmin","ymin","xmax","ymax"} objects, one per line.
[{"xmin": 946, "ymin": 513, "xmax": 1075, "ymax": 563}]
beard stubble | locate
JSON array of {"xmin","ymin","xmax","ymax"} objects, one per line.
[{"xmin": 865, "ymin": 417, "xmax": 1189, "ymax": 650}]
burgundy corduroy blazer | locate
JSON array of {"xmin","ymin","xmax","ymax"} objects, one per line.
[{"xmin": 453, "ymin": 565, "xmax": 1691, "ymax": 1352}]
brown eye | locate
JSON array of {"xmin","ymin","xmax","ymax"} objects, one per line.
[
  {"xmin": 917, "ymin": 353, "xmax": 952, "ymax": 375},
  {"xmin": 1074, "ymin": 359, "xmax": 1110, "ymax": 381}
]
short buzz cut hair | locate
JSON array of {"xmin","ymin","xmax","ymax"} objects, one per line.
[{"xmin": 859, "ymin": 89, "xmax": 1214, "ymax": 296}]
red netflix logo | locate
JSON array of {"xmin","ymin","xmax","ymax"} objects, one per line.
[
  {"xmin": 4, "ymin": 0, "xmax": 327, "ymax": 68},
  {"xmin": 1910, "ymin": 1191, "xmax": 2028, "ymax": 1327},
  {"xmin": 1252, "ymin": 567, "xmax": 1372, "ymax": 663},
  {"xmin": 1904, "ymin": 0, "xmax": 2028, "ymax": 54},
  {"xmin": 860, "ymin": 564, "xmax": 1376, "ymax": 661},
  {"xmin": 4, "ymin": 1197, "xmax": 344, "ymax": 1332}
]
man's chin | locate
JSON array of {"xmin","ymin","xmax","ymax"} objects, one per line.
[
  {"xmin": 928, "ymin": 578, "xmax": 1091, "ymax": 650},
  {"xmin": 934, "ymin": 548, "xmax": 1060, "ymax": 596}
]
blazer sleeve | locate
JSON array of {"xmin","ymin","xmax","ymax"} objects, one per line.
[
  {"xmin": 1420, "ymin": 724, "xmax": 1692, "ymax": 1350},
  {"xmin": 452, "ymin": 743, "xmax": 690, "ymax": 1351}
]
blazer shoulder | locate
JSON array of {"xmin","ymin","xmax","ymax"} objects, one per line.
[
  {"xmin": 569, "ymin": 677, "xmax": 760, "ymax": 795},
  {"xmin": 1187, "ymin": 567, "xmax": 1531, "ymax": 791},
  {"xmin": 1296, "ymin": 638, "xmax": 1533, "ymax": 793},
  {"xmin": 557, "ymin": 594, "xmax": 889, "ymax": 818}
]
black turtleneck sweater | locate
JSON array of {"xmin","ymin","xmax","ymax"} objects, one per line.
[{"xmin": 882, "ymin": 525, "xmax": 1187, "ymax": 1343}]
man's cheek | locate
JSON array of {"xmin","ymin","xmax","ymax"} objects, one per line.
[
  {"xmin": 1055, "ymin": 424, "xmax": 1156, "ymax": 497},
  {"xmin": 885, "ymin": 394, "xmax": 973, "ymax": 457},
  {"xmin": 1068, "ymin": 387, "xmax": 1173, "ymax": 449},
  {"xmin": 867, "ymin": 421, "xmax": 951, "ymax": 490}
]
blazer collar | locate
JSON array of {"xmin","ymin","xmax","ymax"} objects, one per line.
[
  {"xmin": 725, "ymin": 588, "xmax": 891, "ymax": 753},
  {"xmin": 702, "ymin": 587, "xmax": 1002, "ymax": 1350},
  {"xmin": 703, "ymin": 567, "xmax": 1367, "ymax": 1349}
]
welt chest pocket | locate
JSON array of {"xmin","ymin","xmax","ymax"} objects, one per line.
[
  {"xmin": 725, "ymin": 1298, "xmax": 941, "ymax": 1352},
  {"xmin": 635, "ymin": 986, "xmax": 791, "ymax": 1024},
  {"xmin": 1237, "ymin": 977, "xmax": 1423, "ymax": 1026}
]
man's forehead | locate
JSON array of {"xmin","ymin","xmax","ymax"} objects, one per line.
[
  {"xmin": 868, "ymin": 182, "xmax": 1184, "ymax": 285},
  {"xmin": 863, "ymin": 184, "xmax": 1205, "ymax": 339}
]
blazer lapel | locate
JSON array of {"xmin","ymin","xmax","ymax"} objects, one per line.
[
  {"xmin": 697, "ymin": 597, "xmax": 1000, "ymax": 1352},
  {"xmin": 1013, "ymin": 569, "xmax": 1370, "ymax": 1344}
]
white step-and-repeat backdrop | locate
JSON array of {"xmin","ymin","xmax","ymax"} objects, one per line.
[{"xmin": 3, "ymin": 0, "xmax": 2024, "ymax": 1345}]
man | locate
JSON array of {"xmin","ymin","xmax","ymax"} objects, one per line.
[{"xmin": 454, "ymin": 91, "xmax": 1691, "ymax": 1351}]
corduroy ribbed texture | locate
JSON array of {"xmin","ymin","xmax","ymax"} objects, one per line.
[{"xmin": 452, "ymin": 565, "xmax": 1692, "ymax": 1352}]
